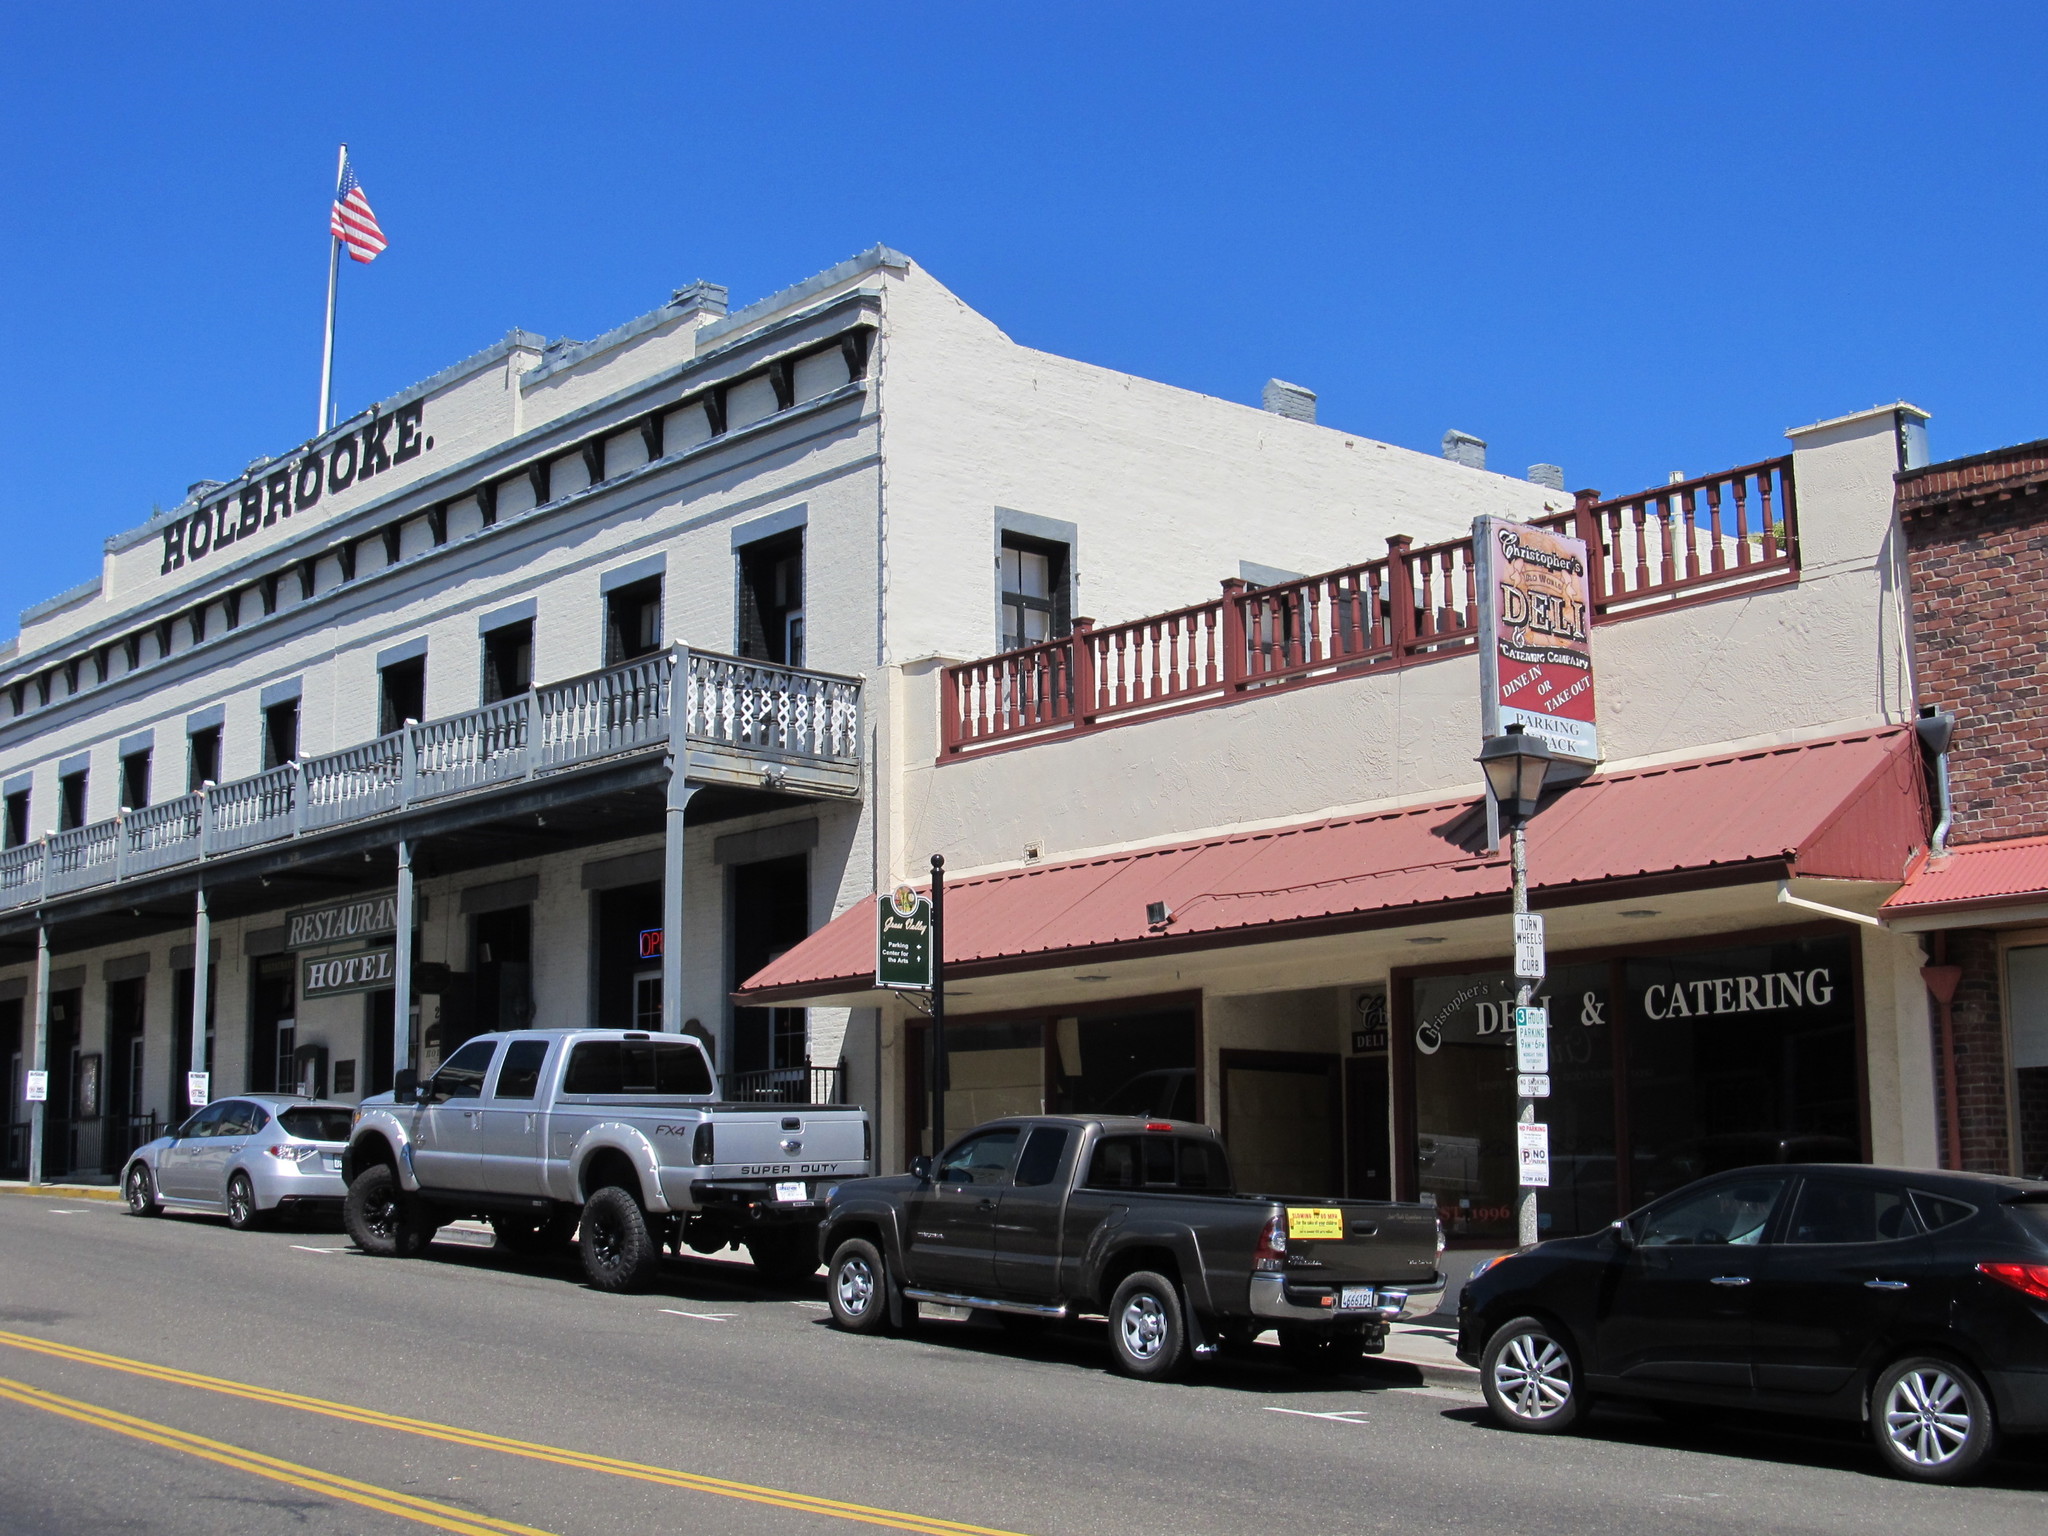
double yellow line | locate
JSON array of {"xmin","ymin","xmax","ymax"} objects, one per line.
[{"xmin": 0, "ymin": 1328, "xmax": 1030, "ymax": 1536}]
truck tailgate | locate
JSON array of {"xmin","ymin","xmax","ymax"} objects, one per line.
[
  {"xmin": 1282, "ymin": 1200, "xmax": 1439, "ymax": 1286},
  {"xmin": 707, "ymin": 1109, "xmax": 866, "ymax": 1175}
]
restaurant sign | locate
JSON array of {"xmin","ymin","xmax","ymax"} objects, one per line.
[
  {"xmin": 285, "ymin": 890, "xmax": 399, "ymax": 951},
  {"xmin": 1473, "ymin": 516, "xmax": 1599, "ymax": 764}
]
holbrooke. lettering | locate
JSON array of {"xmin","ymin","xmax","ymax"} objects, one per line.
[{"xmin": 160, "ymin": 399, "xmax": 428, "ymax": 575}]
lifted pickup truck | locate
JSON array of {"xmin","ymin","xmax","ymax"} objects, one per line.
[
  {"xmin": 342, "ymin": 1028, "xmax": 870, "ymax": 1290},
  {"xmin": 820, "ymin": 1113, "xmax": 1444, "ymax": 1379}
]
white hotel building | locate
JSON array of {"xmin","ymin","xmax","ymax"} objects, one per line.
[{"xmin": 1, "ymin": 246, "xmax": 1580, "ymax": 1186}]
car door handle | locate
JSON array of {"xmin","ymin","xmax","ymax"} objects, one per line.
[
  {"xmin": 1863, "ymin": 1279, "xmax": 1909, "ymax": 1291},
  {"xmin": 1709, "ymin": 1275, "xmax": 1750, "ymax": 1286},
  {"xmin": 976, "ymin": 1199, "xmax": 997, "ymax": 1212}
]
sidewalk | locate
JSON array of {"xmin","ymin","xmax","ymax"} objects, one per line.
[{"xmin": 0, "ymin": 1179, "xmax": 123, "ymax": 1201}]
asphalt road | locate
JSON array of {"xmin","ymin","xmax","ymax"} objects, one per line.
[{"xmin": 2, "ymin": 1194, "xmax": 2045, "ymax": 1536}]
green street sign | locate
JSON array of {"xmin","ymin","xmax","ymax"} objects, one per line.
[{"xmin": 876, "ymin": 885, "xmax": 933, "ymax": 990}]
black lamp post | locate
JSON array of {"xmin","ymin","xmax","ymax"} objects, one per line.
[{"xmin": 1475, "ymin": 724, "xmax": 1560, "ymax": 1247}]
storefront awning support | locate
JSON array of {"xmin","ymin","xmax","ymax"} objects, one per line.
[
  {"xmin": 189, "ymin": 889, "xmax": 210, "ymax": 1108},
  {"xmin": 393, "ymin": 840, "xmax": 414, "ymax": 1076},
  {"xmin": 662, "ymin": 717, "xmax": 699, "ymax": 1035},
  {"xmin": 27, "ymin": 923, "xmax": 48, "ymax": 1187}
]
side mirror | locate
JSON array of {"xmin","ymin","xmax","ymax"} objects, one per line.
[
  {"xmin": 909, "ymin": 1155, "xmax": 933, "ymax": 1183},
  {"xmin": 1609, "ymin": 1218, "xmax": 1636, "ymax": 1249},
  {"xmin": 393, "ymin": 1068, "xmax": 420, "ymax": 1104}
]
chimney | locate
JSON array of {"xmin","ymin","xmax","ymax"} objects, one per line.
[
  {"xmin": 1442, "ymin": 430, "xmax": 1487, "ymax": 470},
  {"xmin": 1262, "ymin": 379, "xmax": 1317, "ymax": 424},
  {"xmin": 669, "ymin": 279, "xmax": 729, "ymax": 323},
  {"xmin": 1526, "ymin": 464, "xmax": 1564, "ymax": 491}
]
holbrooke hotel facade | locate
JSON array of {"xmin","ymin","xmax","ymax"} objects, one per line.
[{"xmin": 0, "ymin": 244, "xmax": 1961, "ymax": 1246}]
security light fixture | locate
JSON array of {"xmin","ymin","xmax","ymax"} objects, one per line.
[{"xmin": 1477, "ymin": 724, "xmax": 1558, "ymax": 829}]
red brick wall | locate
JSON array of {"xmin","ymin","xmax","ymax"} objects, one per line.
[
  {"xmin": 1905, "ymin": 495, "xmax": 2048, "ymax": 843},
  {"xmin": 1937, "ymin": 929, "xmax": 2013, "ymax": 1174}
]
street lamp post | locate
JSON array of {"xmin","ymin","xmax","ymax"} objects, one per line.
[{"xmin": 1478, "ymin": 724, "xmax": 1559, "ymax": 1249}]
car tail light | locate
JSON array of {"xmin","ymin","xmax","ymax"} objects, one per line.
[
  {"xmin": 266, "ymin": 1144, "xmax": 318, "ymax": 1164},
  {"xmin": 692, "ymin": 1123, "xmax": 715, "ymax": 1166},
  {"xmin": 1978, "ymin": 1261, "xmax": 2048, "ymax": 1301},
  {"xmin": 862, "ymin": 1119, "xmax": 872, "ymax": 1162},
  {"xmin": 1254, "ymin": 1214, "xmax": 1287, "ymax": 1272},
  {"xmin": 1436, "ymin": 1217, "xmax": 1446, "ymax": 1256}
]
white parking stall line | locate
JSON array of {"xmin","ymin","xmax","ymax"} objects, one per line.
[
  {"xmin": 789, "ymin": 1300, "xmax": 831, "ymax": 1311},
  {"xmin": 290, "ymin": 1245, "xmax": 348, "ymax": 1255},
  {"xmin": 45, "ymin": 1209, "xmax": 89, "ymax": 1216},
  {"xmin": 660, "ymin": 1308, "xmax": 736, "ymax": 1323},
  {"xmin": 1263, "ymin": 1407, "xmax": 1371, "ymax": 1425}
]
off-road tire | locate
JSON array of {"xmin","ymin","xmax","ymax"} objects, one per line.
[
  {"xmin": 746, "ymin": 1227, "xmax": 822, "ymax": 1284},
  {"xmin": 225, "ymin": 1172, "xmax": 268, "ymax": 1231},
  {"xmin": 123, "ymin": 1163, "xmax": 160, "ymax": 1217},
  {"xmin": 1108, "ymin": 1271, "xmax": 1189, "ymax": 1381},
  {"xmin": 1480, "ymin": 1315, "xmax": 1585, "ymax": 1434},
  {"xmin": 344, "ymin": 1163, "xmax": 433, "ymax": 1258},
  {"xmin": 827, "ymin": 1238, "xmax": 891, "ymax": 1334},
  {"xmin": 1871, "ymin": 1354, "xmax": 1997, "ymax": 1483},
  {"xmin": 579, "ymin": 1186, "xmax": 660, "ymax": 1292}
]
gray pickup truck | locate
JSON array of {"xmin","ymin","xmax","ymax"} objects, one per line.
[
  {"xmin": 342, "ymin": 1028, "xmax": 870, "ymax": 1290},
  {"xmin": 819, "ymin": 1113, "xmax": 1444, "ymax": 1379}
]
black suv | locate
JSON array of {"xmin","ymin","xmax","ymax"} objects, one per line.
[{"xmin": 1457, "ymin": 1164, "xmax": 2048, "ymax": 1482}]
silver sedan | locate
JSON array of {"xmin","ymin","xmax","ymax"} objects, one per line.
[{"xmin": 121, "ymin": 1096, "xmax": 352, "ymax": 1229}]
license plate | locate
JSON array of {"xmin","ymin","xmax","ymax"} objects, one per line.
[
  {"xmin": 1336, "ymin": 1285, "xmax": 1375, "ymax": 1312},
  {"xmin": 321, "ymin": 1156, "xmax": 342, "ymax": 1173},
  {"xmin": 775, "ymin": 1181, "xmax": 807, "ymax": 1203}
]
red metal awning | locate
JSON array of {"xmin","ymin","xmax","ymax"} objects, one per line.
[
  {"xmin": 739, "ymin": 727, "xmax": 1925, "ymax": 1003},
  {"xmin": 1882, "ymin": 833, "xmax": 2048, "ymax": 916}
]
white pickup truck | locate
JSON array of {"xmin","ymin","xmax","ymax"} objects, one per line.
[{"xmin": 341, "ymin": 1028, "xmax": 871, "ymax": 1290}]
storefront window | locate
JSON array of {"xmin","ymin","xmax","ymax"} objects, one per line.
[
  {"xmin": 1410, "ymin": 961, "xmax": 1615, "ymax": 1246},
  {"xmin": 2005, "ymin": 945, "xmax": 2048, "ymax": 1179},
  {"xmin": 1625, "ymin": 935, "xmax": 1858, "ymax": 1204}
]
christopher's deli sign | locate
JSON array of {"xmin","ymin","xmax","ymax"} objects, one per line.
[
  {"xmin": 1474, "ymin": 516, "xmax": 1599, "ymax": 764},
  {"xmin": 159, "ymin": 399, "xmax": 431, "ymax": 574}
]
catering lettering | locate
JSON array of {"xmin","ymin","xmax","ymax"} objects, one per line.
[
  {"xmin": 1642, "ymin": 968, "xmax": 1835, "ymax": 1020},
  {"xmin": 160, "ymin": 399, "xmax": 429, "ymax": 574}
]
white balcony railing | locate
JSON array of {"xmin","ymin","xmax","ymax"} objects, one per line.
[{"xmin": 0, "ymin": 646, "xmax": 861, "ymax": 910}]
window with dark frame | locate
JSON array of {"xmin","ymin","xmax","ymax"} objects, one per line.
[
  {"xmin": 57, "ymin": 769, "xmax": 87, "ymax": 832},
  {"xmin": 379, "ymin": 655, "xmax": 426, "ymax": 735},
  {"xmin": 1000, "ymin": 534, "xmax": 1070, "ymax": 652},
  {"xmin": 736, "ymin": 531, "xmax": 804, "ymax": 667},
  {"xmin": 481, "ymin": 620, "xmax": 533, "ymax": 704},
  {"xmin": 3, "ymin": 790, "xmax": 28, "ymax": 849},
  {"xmin": 187, "ymin": 727, "xmax": 221, "ymax": 791},
  {"xmin": 604, "ymin": 577, "xmax": 663, "ymax": 665},
  {"xmin": 119, "ymin": 750, "xmax": 151, "ymax": 811},
  {"xmin": 262, "ymin": 700, "xmax": 299, "ymax": 769}
]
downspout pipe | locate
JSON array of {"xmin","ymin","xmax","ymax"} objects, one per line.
[{"xmin": 1916, "ymin": 707, "xmax": 1957, "ymax": 855}]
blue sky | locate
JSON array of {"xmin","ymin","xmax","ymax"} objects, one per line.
[{"xmin": 3, "ymin": 4, "xmax": 2043, "ymax": 635}]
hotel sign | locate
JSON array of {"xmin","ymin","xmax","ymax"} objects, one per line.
[
  {"xmin": 285, "ymin": 890, "xmax": 399, "ymax": 951},
  {"xmin": 302, "ymin": 946, "xmax": 397, "ymax": 999},
  {"xmin": 1474, "ymin": 516, "xmax": 1599, "ymax": 764}
]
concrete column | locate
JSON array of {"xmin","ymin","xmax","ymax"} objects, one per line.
[
  {"xmin": 662, "ymin": 774, "xmax": 698, "ymax": 1034},
  {"xmin": 394, "ymin": 840, "xmax": 414, "ymax": 1074},
  {"xmin": 27, "ymin": 924, "xmax": 49, "ymax": 1187},
  {"xmin": 188, "ymin": 889, "xmax": 211, "ymax": 1107}
]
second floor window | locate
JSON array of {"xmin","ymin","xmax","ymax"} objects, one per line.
[
  {"xmin": 187, "ymin": 727, "xmax": 221, "ymax": 792},
  {"xmin": 605, "ymin": 577, "xmax": 663, "ymax": 666},
  {"xmin": 380, "ymin": 656, "xmax": 426, "ymax": 735},
  {"xmin": 3, "ymin": 790, "xmax": 28, "ymax": 849},
  {"xmin": 58, "ymin": 769, "xmax": 87, "ymax": 832},
  {"xmin": 482, "ymin": 620, "xmax": 533, "ymax": 704},
  {"xmin": 263, "ymin": 700, "xmax": 299, "ymax": 770},
  {"xmin": 1001, "ymin": 534, "xmax": 1069, "ymax": 652},
  {"xmin": 737, "ymin": 531, "xmax": 804, "ymax": 667},
  {"xmin": 120, "ymin": 749, "xmax": 151, "ymax": 811}
]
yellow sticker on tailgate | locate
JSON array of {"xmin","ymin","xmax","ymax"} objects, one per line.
[{"xmin": 1286, "ymin": 1207, "xmax": 1344, "ymax": 1241}]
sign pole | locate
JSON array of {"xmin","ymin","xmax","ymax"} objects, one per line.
[
  {"xmin": 929, "ymin": 853, "xmax": 947, "ymax": 1161},
  {"xmin": 189, "ymin": 888, "xmax": 211, "ymax": 1107},
  {"xmin": 1512, "ymin": 826, "xmax": 1538, "ymax": 1248},
  {"xmin": 27, "ymin": 923, "xmax": 49, "ymax": 1186}
]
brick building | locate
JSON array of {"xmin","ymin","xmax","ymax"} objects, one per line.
[{"xmin": 1886, "ymin": 440, "xmax": 2048, "ymax": 1177}]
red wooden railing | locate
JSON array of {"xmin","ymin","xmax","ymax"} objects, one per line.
[{"xmin": 942, "ymin": 456, "xmax": 1796, "ymax": 754}]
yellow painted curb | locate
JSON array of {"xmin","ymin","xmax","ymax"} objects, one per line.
[{"xmin": 0, "ymin": 1183, "xmax": 123, "ymax": 1201}]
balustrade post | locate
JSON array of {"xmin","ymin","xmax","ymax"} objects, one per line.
[
  {"xmin": 1570, "ymin": 489, "xmax": 1605, "ymax": 607},
  {"xmin": 1070, "ymin": 618, "xmax": 1097, "ymax": 727},
  {"xmin": 518, "ymin": 693, "xmax": 536, "ymax": 780},
  {"xmin": 400, "ymin": 723, "xmax": 420, "ymax": 806},
  {"xmin": 941, "ymin": 665, "xmax": 964, "ymax": 753},
  {"xmin": 199, "ymin": 784, "xmax": 217, "ymax": 858},
  {"xmin": 290, "ymin": 760, "xmax": 306, "ymax": 837},
  {"xmin": 1385, "ymin": 537, "xmax": 1416, "ymax": 656},
  {"xmin": 114, "ymin": 810, "xmax": 128, "ymax": 882},
  {"xmin": 1219, "ymin": 580, "xmax": 1249, "ymax": 691}
]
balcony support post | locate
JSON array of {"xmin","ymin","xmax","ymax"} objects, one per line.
[
  {"xmin": 189, "ymin": 889, "xmax": 210, "ymax": 1109},
  {"xmin": 27, "ymin": 923, "xmax": 49, "ymax": 1186},
  {"xmin": 393, "ymin": 840, "xmax": 415, "ymax": 1076},
  {"xmin": 662, "ymin": 745, "xmax": 699, "ymax": 1038}
]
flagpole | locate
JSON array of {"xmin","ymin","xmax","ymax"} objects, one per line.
[{"xmin": 317, "ymin": 143, "xmax": 347, "ymax": 435}]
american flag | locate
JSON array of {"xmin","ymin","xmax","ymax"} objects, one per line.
[{"xmin": 329, "ymin": 156, "xmax": 388, "ymax": 264}]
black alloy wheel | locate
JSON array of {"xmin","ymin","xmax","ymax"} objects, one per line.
[
  {"xmin": 1871, "ymin": 1355, "xmax": 1998, "ymax": 1483},
  {"xmin": 1108, "ymin": 1271, "xmax": 1189, "ymax": 1381},
  {"xmin": 225, "ymin": 1173, "xmax": 267, "ymax": 1231},
  {"xmin": 827, "ymin": 1238, "xmax": 890, "ymax": 1334},
  {"xmin": 1480, "ymin": 1315, "xmax": 1585, "ymax": 1434},
  {"xmin": 578, "ymin": 1186, "xmax": 660, "ymax": 1292},
  {"xmin": 344, "ymin": 1164, "xmax": 432, "ymax": 1258},
  {"xmin": 123, "ymin": 1163, "xmax": 160, "ymax": 1217}
]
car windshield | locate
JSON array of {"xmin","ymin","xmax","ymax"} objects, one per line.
[{"xmin": 278, "ymin": 1107, "xmax": 353, "ymax": 1143}]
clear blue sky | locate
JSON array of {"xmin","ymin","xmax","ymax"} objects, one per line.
[{"xmin": 3, "ymin": 4, "xmax": 2043, "ymax": 635}]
